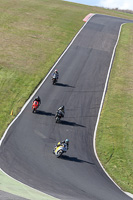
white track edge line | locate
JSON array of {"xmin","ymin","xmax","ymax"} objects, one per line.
[{"xmin": 93, "ymin": 22, "xmax": 133, "ymax": 199}]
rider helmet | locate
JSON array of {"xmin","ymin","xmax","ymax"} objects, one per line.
[
  {"xmin": 55, "ymin": 69, "xmax": 58, "ymax": 73},
  {"xmin": 65, "ymin": 139, "xmax": 69, "ymax": 144}
]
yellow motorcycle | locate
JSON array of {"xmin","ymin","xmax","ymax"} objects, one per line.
[{"xmin": 53, "ymin": 142, "xmax": 68, "ymax": 158}]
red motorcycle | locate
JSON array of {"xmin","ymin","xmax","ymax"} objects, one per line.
[{"xmin": 32, "ymin": 101, "xmax": 39, "ymax": 113}]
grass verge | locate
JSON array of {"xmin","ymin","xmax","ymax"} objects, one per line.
[{"xmin": 96, "ymin": 23, "xmax": 133, "ymax": 193}]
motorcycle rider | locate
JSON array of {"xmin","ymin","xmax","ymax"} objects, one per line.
[
  {"xmin": 56, "ymin": 105, "xmax": 65, "ymax": 118},
  {"xmin": 52, "ymin": 69, "xmax": 59, "ymax": 80},
  {"xmin": 56, "ymin": 139, "xmax": 69, "ymax": 150},
  {"xmin": 33, "ymin": 96, "xmax": 41, "ymax": 106}
]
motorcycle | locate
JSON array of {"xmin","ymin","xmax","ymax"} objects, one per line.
[
  {"xmin": 32, "ymin": 101, "xmax": 39, "ymax": 113},
  {"xmin": 53, "ymin": 142, "xmax": 68, "ymax": 158},
  {"xmin": 55, "ymin": 110, "xmax": 63, "ymax": 123},
  {"xmin": 52, "ymin": 74, "xmax": 57, "ymax": 85}
]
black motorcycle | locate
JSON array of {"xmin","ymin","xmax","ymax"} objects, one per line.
[
  {"xmin": 55, "ymin": 110, "xmax": 62, "ymax": 123},
  {"xmin": 52, "ymin": 74, "xmax": 57, "ymax": 85}
]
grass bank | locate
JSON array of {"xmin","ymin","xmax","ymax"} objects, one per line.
[{"xmin": 96, "ymin": 23, "xmax": 133, "ymax": 193}]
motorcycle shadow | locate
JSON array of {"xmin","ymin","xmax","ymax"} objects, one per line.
[
  {"xmin": 61, "ymin": 155, "xmax": 94, "ymax": 165},
  {"xmin": 35, "ymin": 110, "xmax": 55, "ymax": 116},
  {"xmin": 60, "ymin": 120, "xmax": 85, "ymax": 127},
  {"xmin": 55, "ymin": 83, "xmax": 75, "ymax": 88}
]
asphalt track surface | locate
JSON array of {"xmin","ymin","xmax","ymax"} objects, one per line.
[{"xmin": 0, "ymin": 14, "xmax": 133, "ymax": 200}]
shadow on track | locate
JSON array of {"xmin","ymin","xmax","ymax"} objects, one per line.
[
  {"xmin": 35, "ymin": 110, "xmax": 55, "ymax": 116},
  {"xmin": 55, "ymin": 83, "xmax": 75, "ymax": 88},
  {"xmin": 60, "ymin": 120, "xmax": 85, "ymax": 127},
  {"xmin": 61, "ymin": 155, "xmax": 94, "ymax": 165}
]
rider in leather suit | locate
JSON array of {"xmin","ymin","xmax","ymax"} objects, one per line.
[
  {"xmin": 56, "ymin": 139, "xmax": 69, "ymax": 150},
  {"xmin": 56, "ymin": 105, "xmax": 65, "ymax": 117},
  {"xmin": 33, "ymin": 96, "xmax": 41, "ymax": 106}
]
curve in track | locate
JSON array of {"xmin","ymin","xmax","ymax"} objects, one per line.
[{"xmin": 0, "ymin": 14, "xmax": 133, "ymax": 200}]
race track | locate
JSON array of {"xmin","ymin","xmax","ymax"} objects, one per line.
[{"xmin": 0, "ymin": 14, "xmax": 132, "ymax": 200}]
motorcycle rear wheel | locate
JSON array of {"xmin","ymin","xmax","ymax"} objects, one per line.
[
  {"xmin": 53, "ymin": 79, "xmax": 56, "ymax": 85},
  {"xmin": 56, "ymin": 150, "xmax": 63, "ymax": 158},
  {"xmin": 55, "ymin": 117, "xmax": 60, "ymax": 123},
  {"xmin": 32, "ymin": 108, "xmax": 35, "ymax": 113}
]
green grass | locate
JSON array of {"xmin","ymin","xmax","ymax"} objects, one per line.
[
  {"xmin": 96, "ymin": 23, "xmax": 133, "ymax": 193},
  {"xmin": 0, "ymin": 0, "xmax": 133, "ymax": 195}
]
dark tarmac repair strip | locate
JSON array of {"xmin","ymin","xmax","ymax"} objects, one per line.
[{"xmin": 0, "ymin": 190, "xmax": 28, "ymax": 200}]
